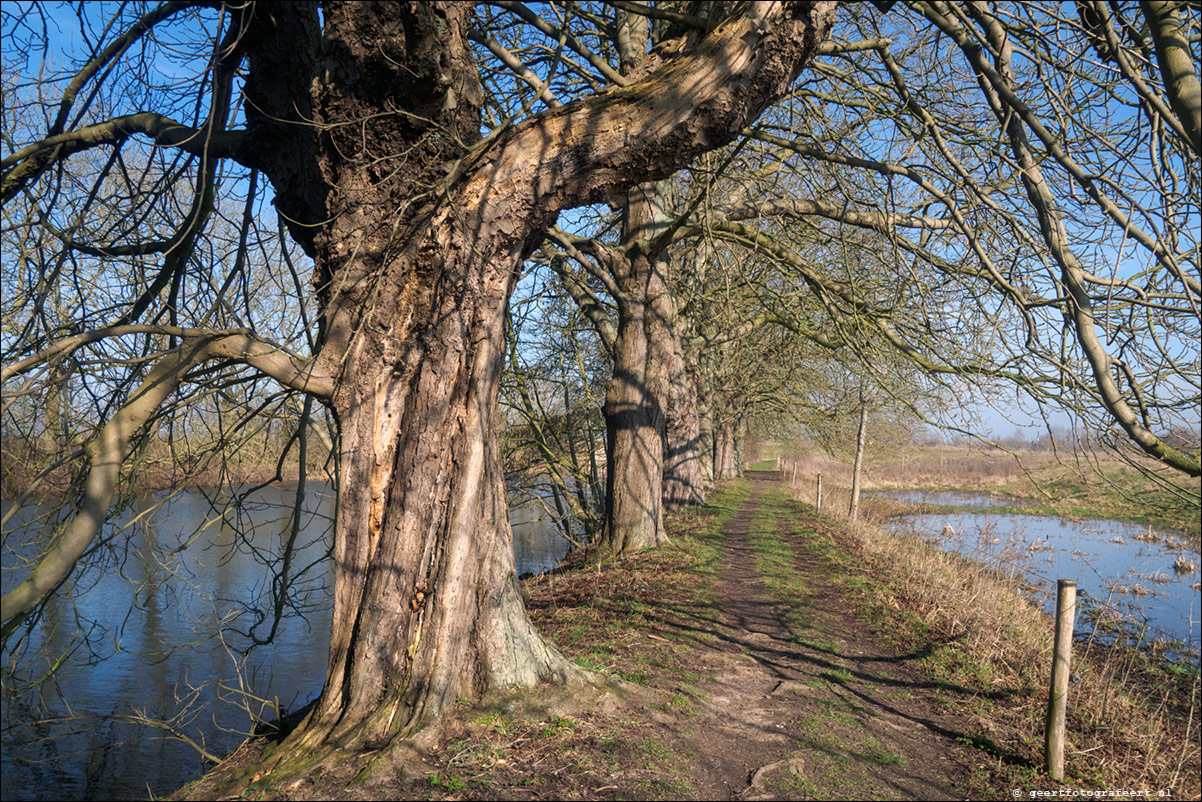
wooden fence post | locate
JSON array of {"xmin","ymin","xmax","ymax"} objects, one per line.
[
  {"xmin": 1045, "ymin": 579, "xmax": 1076, "ymax": 781},
  {"xmin": 816, "ymin": 473, "xmax": 823, "ymax": 511}
]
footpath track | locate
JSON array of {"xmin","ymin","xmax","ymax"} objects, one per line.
[
  {"xmin": 680, "ymin": 472, "xmax": 980, "ymax": 800},
  {"xmin": 176, "ymin": 472, "xmax": 995, "ymax": 801}
]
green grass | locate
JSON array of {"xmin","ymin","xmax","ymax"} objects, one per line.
[
  {"xmin": 427, "ymin": 772, "xmax": 468, "ymax": 791},
  {"xmin": 863, "ymin": 745, "xmax": 907, "ymax": 767}
]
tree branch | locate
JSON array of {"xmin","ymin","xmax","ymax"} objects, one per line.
[
  {"xmin": 2, "ymin": 325, "xmax": 332, "ymax": 397},
  {"xmin": 1141, "ymin": 0, "xmax": 1202, "ymax": 155},
  {"xmin": 463, "ymin": 2, "xmax": 838, "ymax": 224},
  {"xmin": 545, "ymin": 254, "xmax": 618, "ymax": 352},
  {"xmin": 2, "ymin": 113, "xmax": 245, "ymax": 204},
  {"xmin": 714, "ymin": 196, "xmax": 955, "ymax": 231}
]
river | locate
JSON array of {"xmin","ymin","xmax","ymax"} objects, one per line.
[{"xmin": 1, "ymin": 483, "xmax": 572, "ymax": 802}]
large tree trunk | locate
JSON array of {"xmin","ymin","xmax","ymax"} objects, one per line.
[
  {"xmin": 269, "ymin": 4, "xmax": 582, "ymax": 762},
  {"xmin": 239, "ymin": 0, "xmax": 836, "ymax": 779},
  {"xmin": 294, "ymin": 231, "xmax": 581, "ymax": 755},
  {"xmin": 597, "ymin": 183, "xmax": 675, "ymax": 558}
]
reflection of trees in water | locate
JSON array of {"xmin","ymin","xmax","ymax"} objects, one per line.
[
  {"xmin": 2, "ymin": 485, "xmax": 338, "ymax": 801},
  {"xmin": 2, "ymin": 481, "xmax": 578, "ymax": 801}
]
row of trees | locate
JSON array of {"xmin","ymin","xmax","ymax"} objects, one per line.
[{"xmin": 2, "ymin": 0, "xmax": 1198, "ymax": 787}]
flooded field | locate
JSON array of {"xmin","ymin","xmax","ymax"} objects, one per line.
[
  {"xmin": 869, "ymin": 489, "xmax": 1032, "ymax": 508},
  {"xmin": 879, "ymin": 492, "xmax": 1200, "ymax": 658}
]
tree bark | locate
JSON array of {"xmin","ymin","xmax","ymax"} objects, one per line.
[
  {"xmin": 714, "ymin": 418, "xmax": 740, "ymax": 480},
  {"xmin": 597, "ymin": 183, "xmax": 675, "ymax": 559},
  {"xmin": 296, "ymin": 241, "xmax": 582, "ymax": 751},
  {"xmin": 849, "ymin": 395, "xmax": 867, "ymax": 521},
  {"xmin": 697, "ymin": 349, "xmax": 717, "ymax": 489},
  {"xmin": 733, "ymin": 417, "xmax": 747, "ymax": 475},
  {"xmin": 662, "ymin": 335, "xmax": 706, "ymax": 508},
  {"xmin": 263, "ymin": 3, "xmax": 580, "ymax": 759}
]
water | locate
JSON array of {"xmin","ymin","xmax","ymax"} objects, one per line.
[
  {"xmin": 511, "ymin": 492, "xmax": 575, "ymax": 576},
  {"xmin": 868, "ymin": 489, "xmax": 1030, "ymax": 508},
  {"xmin": 878, "ymin": 492, "xmax": 1200, "ymax": 658},
  {"xmin": 1, "ymin": 484, "xmax": 572, "ymax": 801}
]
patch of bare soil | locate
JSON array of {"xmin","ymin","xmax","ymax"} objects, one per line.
[{"xmin": 176, "ymin": 475, "xmax": 989, "ymax": 801}]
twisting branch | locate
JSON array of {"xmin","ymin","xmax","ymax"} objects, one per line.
[{"xmin": 2, "ymin": 325, "xmax": 332, "ymax": 396}]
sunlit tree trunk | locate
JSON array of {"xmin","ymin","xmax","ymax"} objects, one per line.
[
  {"xmin": 598, "ymin": 183, "xmax": 675, "ymax": 558},
  {"xmin": 849, "ymin": 393, "xmax": 868, "ymax": 520},
  {"xmin": 733, "ymin": 417, "xmax": 748, "ymax": 476},
  {"xmin": 296, "ymin": 220, "xmax": 581, "ymax": 754},
  {"xmin": 261, "ymin": 4, "xmax": 580, "ymax": 760},
  {"xmin": 663, "ymin": 338, "xmax": 705, "ymax": 508},
  {"xmin": 248, "ymin": 0, "xmax": 836, "ymax": 772}
]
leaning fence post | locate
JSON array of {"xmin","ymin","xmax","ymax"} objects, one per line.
[
  {"xmin": 1045, "ymin": 579, "xmax": 1076, "ymax": 781},
  {"xmin": 816, "ymin": 473, "xmax": 823, "ymax": 511}
]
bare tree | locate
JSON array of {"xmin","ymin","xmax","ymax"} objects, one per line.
[
  {"xmin": 1, "ymin": 0, "xmax": 837, "ymax": 781},
  {"xmin": 747, "ymin": 1, "xmax": 1200, "ymax": 477},
  {"xmin": 502, "ymin": 269, "xmax": 607, "ymax": 551}
]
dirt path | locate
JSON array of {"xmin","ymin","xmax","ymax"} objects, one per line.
[{"xmin": 675, "ymin": 473, "xmax": 980, "ymax": 800}]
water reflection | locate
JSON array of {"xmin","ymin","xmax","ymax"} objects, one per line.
[
  {"xmin": 1, "ymin": 484, "xmax": 572, "ymax": 802},
  {"xmin": 868, "ymin": 489, "xmax": 1031, "ymax": 508},
  {"xmin": 879, "ymin": 494, "xmax": 1200, "ymax": 658},
  {"xmin": 511, "ymin": 497, "xmax": 574, "ymax": 577}
]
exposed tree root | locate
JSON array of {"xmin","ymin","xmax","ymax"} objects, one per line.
[{"xmin": 175, "ymin": 671, "xmax": 638, "ymax": 800}]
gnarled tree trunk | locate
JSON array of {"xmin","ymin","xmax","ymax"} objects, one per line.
[
  {"xmin": 696, "ymin": 350, "xmax": 717, "ymax": 490},
  {"xmin": 264, "ymin": 4, "xmax": 583, "ymax": 763},
  {"xmin": 292, "ymin": 214, "xmax": 583, "ymax": 758},
  {"xmin": 243, "ymin": 0, "xmax": 836, "ymax": 778}
]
